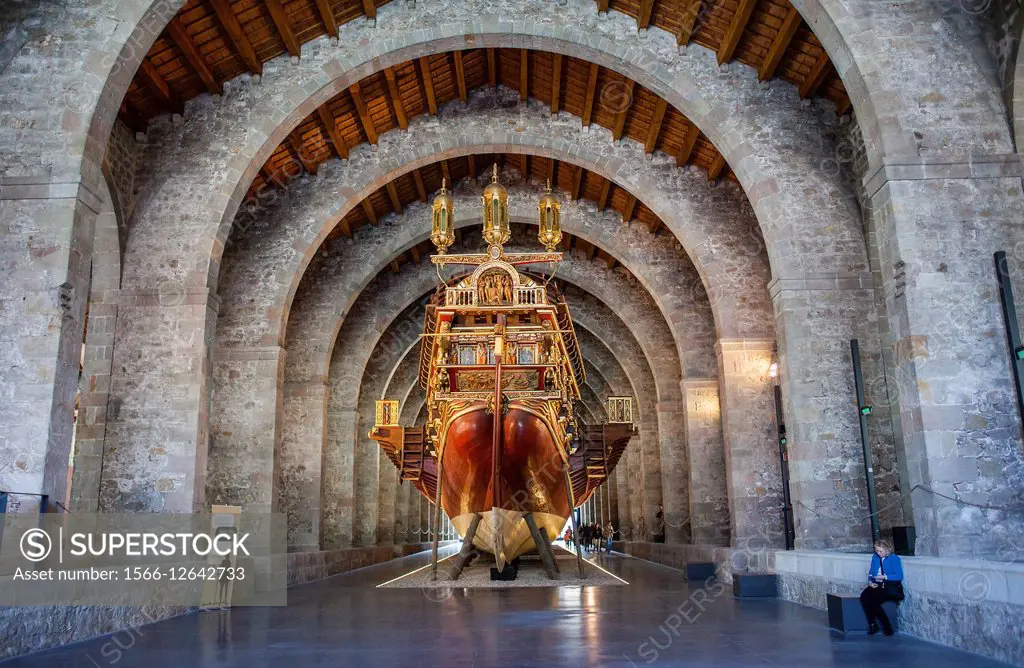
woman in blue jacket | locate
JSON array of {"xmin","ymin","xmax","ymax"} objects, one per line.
[{"xmin": 859, "ymin": 539, "xmax": 905, "ymax": 635}]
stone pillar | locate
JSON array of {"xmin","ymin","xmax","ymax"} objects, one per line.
[
  {"xmin": 627, "ymin": 439, "xmax": 646, "ymax": 539},
  {"xmin": 638, "ymin": 421, "xmax": 663, "ymax": 537},
  {"xmin": 607, "ymin": 471, "xmax": 620, "ymax": 531},
  {"xmin": 716, "ymin": 339, "xmax": 784, "ymax": 548},
  {"xmin": 322, "ymin": 407, "xmax": 357, "ymax": 549},
  {"xmin": 615, "ymin": 464, "xmax": 631, "ymax": 540},
  {"xmin": 406, "ymin": 485, "xmax": 420, "ymax": 543},
  {"xmin": 208, "ymin": 346, "xmax": 285, "ymax": 515},
  {"xmin": 353, "ymin": 409, "xmax": 379, "ymax": 546},
  {"xmin": 682, "ymin": 379, "xmax": 730, "ymax": 546},
  {"xmin": 394, "ymin": 480, "xmax": 410, "ymax": 544},
  {"xmin": 868, "ymin": 165, "xmax": 1024, "ymax": 559},
  {"xmin": 658, "ymin": 400, "xmax": 690, "ymax": 543},
  {"xmin": 770, "ymin": 274, "xmax": 879, "ymax": 551},
  {"xmin": 0, "ymin": 184, "xmax": 96, "ymax": 513},
  {"xmin": 101, "ymin": 287, "xmax": 216, "ymax": 513},
  {"xmin": 280, "ymin": 380, "xmax": 328, "ymax": 552},
  {"xmin": 377, "ymin": 457, "xmax": 398, "ymax": 545}
]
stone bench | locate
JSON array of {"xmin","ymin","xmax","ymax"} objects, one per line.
[
  {"xmin": 732, "ymin": 573, "xmax": 777, "ymax": 598},
  {"xmin": 685, "ymin": 562, "xmax": 716, "ymax": 582},
  {"xmin": 826, "ymin": 593, "xmax": 899, "ymax": 634}
]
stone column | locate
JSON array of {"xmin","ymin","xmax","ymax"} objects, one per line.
[
  {"xmin": 615, "ymin": 464, "xmax": 631, "ymax": 540},
  {"xmin": 322, "ymin": 407, "xmax": 357, "ymax": 549},
  {"xmin": 377, "ymin": 458, "xmax": 398, "ymax": 545},
  {"xmin": 208, "ymin": 346, "xmax": 285, "ymax": 515},
  {"xmin": 658, "ymin": 400, "xmax": 690, "ymax": 543},
  {"xmin": 627, "ymin": 439, "xmax": 646, "ymax": 539},
  {"xmin": 716, "ymin": 339, "xmax": 784, "ymax": 548},
  {"xmin": 280, "ymin": 380, "xmax": 328, "ymax": 552},
  {"xmin": 682, "ymin": 379, "xmax": 730, "ymax": 546},
  {"xmin": 394, "ymin": 480, "xmax": 410, "ymax": 545},
  {"xmin": 0, "ymin": 183, "xmax": 96, "ymax": 513},
  {"xmin": 770, "ymin": 274, "xmax": 879, "ymax": 551},
  {"xmin": 868, "ymin": 164, "xmax": 1024, "ymax": 559},
  {"xmin": 607, "ymin": 471, "xmax": 620, "ymax": 531},
  {"xmin": 406, "ymin": 485, "xmax": 420, "ymax": 543},
  {"xmin": 101, "ymin": 287, "xmax": 216, "ymax": 513},
  {"xmin": 353, "ymin": 409, "xmax": 380, "ymax": 546},
  {"xmin": 638, "ymin": 421, "xmax": 663, "ymax": 538}
]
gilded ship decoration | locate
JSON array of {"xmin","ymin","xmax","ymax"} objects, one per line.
[{"xmin": 369, "ymin": 165, "xmax": 636, "ymax": 579}]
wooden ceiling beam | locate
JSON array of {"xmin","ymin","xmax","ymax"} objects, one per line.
[
  {"xmin": 622, "ymin": 194, "xmax": 637, "ymax": 223},
  {"xmin": 288, "ymin": 131, "xmax": 317, "ymax": 175},
  {"xmin": 418, "ymin": 57, "xmax": 438, "ymax": 115},
  {"xmin": 637, "ymin": 0, "xmax": 655, "ymax": 30},
  {"xmin": 597, "ymin": 178, "xmax": 612, "ymax": 211},
  {"xmin": 139, "ymin": 57, "xmax": 184, "ymax": 116},
  {"xmin": 386, "ymin": 181, "xmax": 403, "ymax": 214},
  {"xmin": 606, "ymin": 256, "xmax": 618, "ymax": 270},
  {"xmin": 759, "ymin": 6, "xmax": 800, "ymax": 81},
  {"xmin": 266, "ymin": 0, "xmax": 301, "ymax": 59},
  {"xmin": 676, "ymin": 122, "xmax": 700, "ymax": 167},
  {"xmin": 468, "ymin": 155, "xmax": 477, "ymax": 180},
  {"xmin": 550, "ymin": 54, "xmax": 563, "ymax": 115},
  {"xmin": 362, "ymin": 0, "xmax": 377, "ymax": 20},
  {"xmin": 596, "ymin": 0, "xmax": 610, "ymax": 12},
  {"xmin": 441, "ymin": 160, "xmax": 452, "ymax": 185},
  {"xmin": 611, "ymin": 79, "xmax": 636, "ymax": 141},
  {"xmin": 521, "ymin": 154, "xmax": 531, "ymax": 182},
  {"xmin": 487, "ymin": 48, "xmax": 497, "ymax": 88},
  {"xmin": 315, "ymin": 0, "xmax": 339, "ymax": 38},
  {"xmin": 384, "ymin": 67, "xmax": 408, "ymax": 130},
  {"xmin": 581, "ymin": 63, "xmax": 600, "ymax": 128},
  {"xmin": 675, "ymin": 0, "xmax": 703, "ymax": 47},
  {"xmin": 644, "ymin": 98, "xmax": 668, "ymax": 153},
  {"xmin": 349, "ymin": 82, "xmax": 378, "ymax": 144},
  {"xmin": 210, "ymin": 0, "xmax": 263, "ymax": 75},
  {"xmin": 571, "ymin": 166, "xmax": 584, "ymax": 201},
  {"xmin": 546, "ymin": 157, "xmax": 556, "ymax": 186},
  {"xmin": 587, "ymin": 242, "xmax": 598, "ymax": 260},
  {"xmin": 413, "ymin": 169, "xmax": 428, "ymax": 201},
  {"xmin": 717, "ymin": 0, "xmax": 756, "ymax": 65},
  {"xmin": 562, "ymin": 232, "xmax": 572, "ymax": 251},
  {"xmin": 410, "ymin": 246, "xmax": 422, "ymax": 264},
  {"xmin": 650, "ymin": 219, "xmax": 663, "ymax": 235},
  {"xmin": 836, "ymin": 96, "xmax": 852, "ymax": 116},
  {"xmin": 390, "ymin": 258, "xmax": 401, "ymax": 273},
  {"xmin": 337, "ymin": 218, "xmax": 352, "ymax": 238},
  {"xmin": 708, "ymin": 152, "xmax": 726, "ymax": 183},
  {"xmin": 119, "ymin": 99, "xmax": 146, "ymax": 134},
  {"xmin": 167, "ymin": 17, "xmax": 221, "ymax": 95},
  {"xmin": 361, "ymin": 199, "xmax": 378, "ymax": 225},
  {"xmin": 799, "ymin": 49, "xmax": 832, "ymax": 99},
  {"xmin": 519, "ymin": 49, "xmax": 529, "ymax": 102},
  {"xmin": 317, "ymin": 104, "xmax": 348, "ymax": 160},
  {"xmin": 453, "ymin": 51, "xmax": 468, "ymax": 103}
]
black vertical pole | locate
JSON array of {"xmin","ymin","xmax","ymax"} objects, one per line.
[
  {"xmin": 0, "ymin": 492, "xmax": 7, "ymax": 548},
  {"xmin": 994, "ymin": 252, "xmax": 1024, "ymax": 436},
  {"xmin": 851, "ymin": 339, "xmax": 881, "ymax": 542},
  {"xmin": 773, "ymin": 385, "xmax": 795, "ymax": 550}
]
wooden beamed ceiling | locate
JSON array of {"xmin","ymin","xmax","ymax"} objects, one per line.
[
  {"xmin": 244, "ymin": 47, "xmax": 740, "ymax": 209},
  {"xmin": 119, "ymin": 0, "xmax": 849, "ymax": 132},
  {"xmin": 324, "ymin": 153, "xmax": 661, "ymax": 274}
]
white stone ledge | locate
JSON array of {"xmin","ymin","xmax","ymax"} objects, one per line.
[
  {"xmin": 773, "ymin": 549, "xmax": 1024, "ymax": 607},
  {"xmin": 863, "ymin": 153, "xmax": 1024, "ymax": 198},
  {"xmin": 767, "ymin": 272, "xmax": 874, "ymax": 298}
]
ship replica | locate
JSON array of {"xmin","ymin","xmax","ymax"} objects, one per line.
[{"xmin": 370, "ymin": 166, "xmax": 635, "ymax": 579}]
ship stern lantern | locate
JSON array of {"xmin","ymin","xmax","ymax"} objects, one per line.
[
  {"xmin": 482, "ymin": 164, "xmax": 510, "ymax": 253},
  {"xmin": 430, "ymin": 179, "xmax": 456, "ymax": 254},
  {"xmin": 537, "ymin": 179, "xmax": 562, "ymax": 251}
]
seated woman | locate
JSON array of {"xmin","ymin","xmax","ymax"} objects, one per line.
[{"xmin": 859, "ymin": 538, "xmax": 905, "ymax": 635}]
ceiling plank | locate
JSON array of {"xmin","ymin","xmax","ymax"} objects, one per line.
[
  {"xmin": 717, "ymin": 0, "xmax": 756, "ymax": 64},
  {"xmin": 676, "ymin": 122, "xmax": 700, "ymax": 167},
  {"xmin": 350, "ymin": 82, "xmax": 378, "ymax": 144},
  {"xmin": 606, "ymin": 256, "xmax": 618, "ymax": 270},
  {"xmin": 468, "ymin": 155, "xmax": 477, "ymax": 180},
  {"xmin": 266, "ymin": 0, "xmax": 301, "ymax": 58},
  {"xmin": 623, "ymin": 194, "xmax": 637, "ymax": 223},
  {"xmin": 362, "ymin": 0, "xmax": 377, "ymax": 19},
  {"xmin": 419, "ymin": 57, "xmax": 438, "ymax": 115},
  {"xmin": 288, "ymin": 131, "xmax": 317, "ymax": 175},
  {"xmin": 759, "ymin": 6, "xmax": 801, "ymax": 81},
  {"xmin": 644, "ymin": 98, "xmax": 668, "ymax": 153},
  {"xmin": 597, "ymin": 178, "xmax": 612, "ymax": 210},
  {"xmin": 550, "ymin": 54, "xmax": 563, "ymax": 115},
  {"xmin": 708, "ymin": 152, "xmax": 726, "ymax": 183},
  {"xmin": 487, "ymin": 48, "xmax": 497, "ymax": 87},
  {"xmin": 571, "ymin": 166, "xmax": 584, "ymax": 201},
  {"xmin": 361, "ymin": 199, "xmax": 378, "ymax": 225},
  {"xmin": 167, "ymin": 17, "xmax": 222, "ymax": 95},
  {"xmin": 441, "ymin": 160, "xmax": 452, "ymax": 185},
  {"xmin": 522, "ymin": 154, "xmax": 531, "ymax": 182},
  {"xmin": 546, "ymin": 157, "xmax": 556, "ymax": 185},
  {"xmin": 587, "ymin": 242, "xmax": 598, "ymax": 260},
  {"xmin": 675, "ymin": 0, "xmax": 703, "ymax": 47},
  {"xmin": 453, "ymin": 51, "xmax": 468, "ymax": 103},
  {"xmin": 410, "ymin": 246, "xmax": 422, "ymax": 264},
  {"xmin": 519, "ymin": 49, "xmax": 529, "ymax": 102},
  {"xmin": 581, "ymin": 63, "xmax": 600, "ymax": 127},
  {"xmin": 139, "ymin": 57, "xmax": 184, "ymax": 115},
  {"xmin": 386, "ymin": 181, "xmax": 403, "ymax": 214},
  {"xmin": 384, "ymin": 67, "xmax": 408, "ymax": 130},
  {"xmin": 799, "ymin": 49, "xmax": 832, "ymax": 99},
  {"xmin": 210, "ymin": 0, "xmax": 263, "ymax": 75},
  {"xmin": 317, "ymin": 104, "xmax": 348, "ymax": 160},
  {"xmin": 637, "ymin": 0, "xmax": 654, "ymax": 30},
  {"xmin": 337, "ymin": 218, "xmax": 352, "ymax": 238},
  {"xmin": 390, "ymin": 259, "xmax": 401, "ymax": 273},
  {"xmin": 315, "ymin": 0, "xmax": 339, "ymax": 38},
  {"xmin": 413, "ymin": 169, "xmax": 427, "ymax": 201},
  {"xmin": 611, "ymin": 79, "xmax": 636, "ymax": 141}
]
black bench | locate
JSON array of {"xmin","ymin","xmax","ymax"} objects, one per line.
[
  {"xmin": 732, "ymin": 573, "xmax": 777, "ymax": 598},
  {"xmin": 685, "ymin": 562, "xmax": 716, "ymax": 582},
  {"xmin": 826, "ymin": 593, "xmax": 899, "ymax": 634}
]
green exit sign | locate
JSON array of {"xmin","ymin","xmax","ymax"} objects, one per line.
[
  {"xmin": 860, "ymin": 406, "xmax": 872, "ymax": 415},
  {"xmin": 1016, "ymin": 346, "xmax": 1024, "ymax": 361}
]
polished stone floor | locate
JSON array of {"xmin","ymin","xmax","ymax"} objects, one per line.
[{"xmin": 4, "ymin": 549, "xmax": 1012, "ymax": 667}]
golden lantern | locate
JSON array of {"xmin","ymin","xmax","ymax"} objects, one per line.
[
  {"xmin": 537, "ymin": 179, "xmax": 562, "ymax": 251},
  {"xmin": 430, "ymin": 178, "xmax": 455, "ymax": 254},
  {"xmin": 481, "ymin": 164, "xmax": 510, "ymax": 253}
]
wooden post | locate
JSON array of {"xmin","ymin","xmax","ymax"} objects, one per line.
[
  {"xmin": 430, "ymin": 456, "xmax": 445, "ymax": 581},
  {"xmin": 449, "ymin": 512, "xmax": 482, "ymax": 580},
  {"xmin": 525, "ymin": 513, "xmax": 559, "ymax": 580}
]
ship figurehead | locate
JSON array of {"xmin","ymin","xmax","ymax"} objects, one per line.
[{"xmin": 368, "ymin": 166, "xmax": 635, "ymax": 578}]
